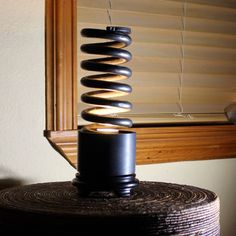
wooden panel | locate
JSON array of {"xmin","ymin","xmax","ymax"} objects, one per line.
[
  {"xmin": 44, "ymin": 130, "xmax": 77, "ymax": 167},
  {"xmin": 44, "ymin": 125, "xmax": 236, "ymax": 169},
  {"xmin": 135, "ymin": 125, "xmax": 236, "ymax": 164},
  {"xmin": 45, "ymin": 0, "xmax": 78, "ymax": 164},
  {"xmin": 45, "ymin": 0, "xmax": 77, "ymax": 131}
]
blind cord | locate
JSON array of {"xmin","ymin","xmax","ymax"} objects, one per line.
[
  {"xmin": 107, "ymin": 0, "xmax": 112, "ymax": 25},
  {"xmin": 176, "ymin": 1, "xmax": 193, "ymax": 119}
]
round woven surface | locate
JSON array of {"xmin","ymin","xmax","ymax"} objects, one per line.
[{"xmin": 0, "ymin": 181, "xmax": 220, "ymax": 235}]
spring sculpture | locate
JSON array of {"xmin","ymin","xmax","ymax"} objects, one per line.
[
  {"xmin": 80, "ymin": 26, "xmax": 133, "ymax": 130},
  {"xmin": 73, "ymin": 27, "xmax": 138, "ymax": 197}
]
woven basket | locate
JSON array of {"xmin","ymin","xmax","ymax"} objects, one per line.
[{"xmin": 0, "ymin": 181, "xmax": 220, "ymax": 235}]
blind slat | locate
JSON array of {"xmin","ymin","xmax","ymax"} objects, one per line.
[
  {"xmin": 78, "ymin": 7, "xmax": 183, "ymax": 30},
  {"xmin": 185, "ymin": 31, "xmax": 236, "ymax": 49},
  {"xmin": 184, "ymin": 45, "xmax": 236, "ymax": 61},
  {"xmin": 78, "ymin": 0, "xmax": 236, "ymax": 19},
  {"xmin": 184, "ymin": 59, "xmax": 236, "ymax": 74},
  {"xmin": 183, "ymin": 74, "xmax": 236, "ymax": 88},
  {"xmin": 115, "ymin": 10, "xmax": 236, "ymax": 35},
  {"xmin": 111, "ymin": 0, "xmax": 183, "ymax": 16},
  {"xmin": 185, "ymin": 17, "xmax": 236, "ymax": 35},
  {"xmin": 172, "ymin": 0, "xmax": 236, "ymax": 9},
  {"xmin": 78, "ymin": 7, "xmax": 236, "ymax": 33},
  {"xmin": 78, "ymin": 0, "xmax": 183, "ymax": 16},
  {"xmin": 186, "ymin": 3, "xmax": 236, "ymax": 22}
]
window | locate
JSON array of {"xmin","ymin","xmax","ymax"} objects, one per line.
[{"xmin": 44, "ymin": 0, "xmax": 236, "ymax": 168}]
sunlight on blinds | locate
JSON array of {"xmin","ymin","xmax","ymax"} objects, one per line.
[{"xmin": 77, "ymin": 0, "xmax": 236, "ymax": 125}]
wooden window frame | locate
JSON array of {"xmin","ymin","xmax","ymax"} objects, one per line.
[{"xmin": 44, "ymin": 0, "xmax": 236, "ymax": 168}]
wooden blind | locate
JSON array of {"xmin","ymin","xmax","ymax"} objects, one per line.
[{"xmin": 77, "ymin": 0, "xmax": 236, "ymax": 125}]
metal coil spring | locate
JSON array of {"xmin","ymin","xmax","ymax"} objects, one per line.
[{"xmin": 80, "ymin": 26, "xmax": 133, "ymax": 130}]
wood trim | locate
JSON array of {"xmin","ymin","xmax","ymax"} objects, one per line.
[
  {"xmin": 44, "ymin": 130, "xmax": 77, "ymax": 168},
  {"xmin": 45, "ymin": 0, "xmax": 236, "ymax": 167},
  {"xmin": 45, "ymin": 0, "xmax": 77, "ymax": 164},
  {"xmin": 45, "ymin": 0, "xmax": 77, "ymax": 131},
  {"xmin": 134, "ymin": 125, "xmax": 236, "ymax": 164},
  {"xmin": 44, "ymin": 125, "xmax": 236, "ymax": 169}
]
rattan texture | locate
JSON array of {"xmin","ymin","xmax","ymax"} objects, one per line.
[{"xmin": 0, "ymin": 181, "xmax": 220, "ymax": 235}]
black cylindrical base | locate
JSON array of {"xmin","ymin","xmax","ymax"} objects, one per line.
[{"xmin": 73, "ymin": 128, "xmax": 139, "ymax": 197}]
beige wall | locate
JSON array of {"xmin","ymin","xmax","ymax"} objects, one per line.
[
  {"xmin": 0, "ymin": 1, "xmax": 235, "ymax": 235},
  {"xmin": 0, "ymin": 0, "xmax": 74, "ymax": 183}
]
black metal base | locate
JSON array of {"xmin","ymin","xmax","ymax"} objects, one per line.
[
  {"xmin": 73, "ymin": 173, "xmax": 139, "ymax": 197},
  {"xmin": 73, "ymin": 128, "xmax": 139, "ymax": 197}
]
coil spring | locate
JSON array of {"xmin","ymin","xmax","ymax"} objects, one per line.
[{"xmin": 80, "ymin": 26, "xmax": 133, "ymax": 130}]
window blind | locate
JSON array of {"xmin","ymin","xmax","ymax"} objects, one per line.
[{"xmin": 77, "ymin": 0, "xmax": 236, "ymax": 125}]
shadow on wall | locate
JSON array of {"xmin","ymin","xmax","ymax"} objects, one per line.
[
  {"xmin": 0, "ymin": 167, "xmax": 25, "ymax": 190},
  {"xmin": 0, "ymin": 178, "xmax": 24, "ymax": 191}
]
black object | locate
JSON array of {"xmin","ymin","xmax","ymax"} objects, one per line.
[
  {"xmin": 73, "ymin": 26, "xmax": 138, "ymax": 197},
  {"xmin": 73, "ymin": 128, "xmax": 138, "ymax": 197},
  {"xmin": 225, "ymin": 103, "xmax": 236, "ymax": 124},
  {"xmin": 79, "ymin": 26, "xmax": 133, "ymax": 127}
]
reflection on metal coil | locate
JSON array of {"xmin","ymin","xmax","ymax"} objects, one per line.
[{"xmin": 80, "ymin": 26, "xmax": 133, "ymax": 130}]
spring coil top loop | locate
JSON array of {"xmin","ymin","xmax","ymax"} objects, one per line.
[{"xmin": 80, "ymin": 27, "xmax": 133, "ymax": 131}]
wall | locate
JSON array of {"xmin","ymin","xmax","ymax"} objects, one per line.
[
  {"xmin": 0, "ymin": 0, "xmax": 75, "ymax": 184},
  {"xmin": 0, "ymin": 1, "xmax": 235, "ymax": 235}
]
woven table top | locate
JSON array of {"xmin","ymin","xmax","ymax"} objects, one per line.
[{"xmin": 0, "ymin": 181, "xmax": 220, "ymax": 235}]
